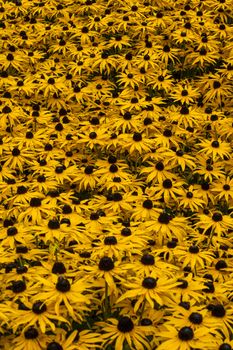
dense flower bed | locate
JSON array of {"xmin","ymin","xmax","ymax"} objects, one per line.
[{"xmin": 0, "ymin": 0, "xmax": 233, "ymax": 349}]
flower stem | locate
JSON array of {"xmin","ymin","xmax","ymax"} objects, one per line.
[
  {"xmin": 104, "ymin": 280, "xmax": 109, "ymax": 320},
  {"xmin": 139, "ymin": 299, "xmax": 146, "ymax": 324},
  {"xmin": 207, "ymin": 228, "xmax": 215, "ymax": 249}
]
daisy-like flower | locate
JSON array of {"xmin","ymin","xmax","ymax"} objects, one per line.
[
  {"xmin": 9, "ymin": 327, "xmax": 47, "ymax": 350},
  {"xmin": 17, "ymin": 196, "xmax": 55, "ymax": 224},
  {"xmin": 98, "ymin": 316, "xmax": 153, "ymax": 350},
  {"xmin": 117, "ymin": 272, "xmax": 178, "ymax": 312},
  {"xmin": 162, "ymin": 147, "xmax": 196, "ymax": 171},
  {"xmin": 156, "ymin": 323, "xmax": 217, "ymax": 350},
  {"xmin": 33, "ymin": 275, "xmax": 91, "ymax": 319},
  {"xmin": 170, "ymin": 82, "xmax": 200, "ymax": 104},
  {"xmin": 194, "ymin": 211, "xmax": 233, "ymax": 239},
  {"xmin": 206, "ymin": 302, "xmax": 233, "ymax": 338},
  {"xmin": 212, "ymin": 177, "xmax": 233, "ymax": 204},
  {"xmin": 2, "ymin": 145, "xmax": 34, "ymax": 172},
  {"xmin": 147, "ymin": 177, "xmax": 184, "ymax": 205},
  {"xmin": 194, "ymin": 154, "xmax": 225, "ymax": 181},
  {"xmin": 10, "ymin": 299, "xmax": 68, "ymax": 333},
  {"xmin": 170, "ymin": 273, "xmax": 206, "ymax": 303},
  {"xmin": 145, "ymin": 212, "xmax": 190, "ymax": 244},
  {"xmin": 140, "ymin": 160, "xmax": 176, "ymax": 184},
  {"xmin": 80, "ymin": 256, "xmax": 125, "ymax": 296},
  {"xmin": 47, "ymin": 328, "xmax": 103, "ymax": 350},
  {"xmin": 197, "ymin": 138, "xmax": 231, "ymax": 161},
  {"xmin": 179, "ymin": 186, "xmax": 206, "ymax": 212},
  {"xmin": 174, "ymin": 243, "xmax": 214, "ymax": 273},
  {"xmin": 131, "ymin": 197, "xmax": 162, "ymax": 221}
]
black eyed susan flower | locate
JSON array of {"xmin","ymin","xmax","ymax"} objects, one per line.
[
  {"xmin": 99, "ymin": 316, "xmax": 153, "ymax": 350},
  {"xmin": 32, "ymin": 275, "xmax": 91, "ymax": 319},
  {"xmin": 156, "ymin": 323, "xmax": 217, "ymax": 350},
  {"xmin": 117, "ymin": 273, "xmax": 178, "ymax": 312}
]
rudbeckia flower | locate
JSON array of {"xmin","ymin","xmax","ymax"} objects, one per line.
[
  {"xmin": 98, "ymin": 316, "xmax": 153, "ymax": 350},
  {"xmin": 33, "ymin": 275, "xmax": 91, "ymax": 319},
  {"xmin": 117, "ymin": 273, "xmax": 178, "ymax": 311},
  {"xmin": 156, "ymin": 323, "xmax": 216, "ymax": 350}
]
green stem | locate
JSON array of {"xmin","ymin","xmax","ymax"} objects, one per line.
[
  {"xmin": 104, "ymin": 281, "xmax": 109, "ymax": 320},
  {"xmin": 138, "ymin": 299, "xmax": 146, "ymax": 324},
  {"xmin": 207, "ymin": 228, "xmax": 215, "ymax": 249}
]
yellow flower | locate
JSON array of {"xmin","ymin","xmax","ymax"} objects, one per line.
[
  {"xmin": 98, "ymin": 316, "xmax": 153, "ymax": 350},
  {"xmin": 117, "ymin": 273, "xmax": 178, "ymax": 312},
  {"xmin": 33, "ymin": 275, "xmax": 91, "ymax": 319}
]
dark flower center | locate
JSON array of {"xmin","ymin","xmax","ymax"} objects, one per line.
[
  {"xmin": 203, "ymin": 281, "xmax": 215, "ymax": 293},
  {"xmin": 189, "ymin": 312, "xmax": 203, "ymax": 324},
  {"xmin": 47, "ymin": 342, "xmax": 63, "ymax": 350},
  {"xmin": 163, "ymin": 129, "xmax": 172, "ymax": 137},
  {"xmin": 201, "ymin": 182, "xmax": 209, "ymax": 190},
  {"xmin": 163, "ymin": 179, "xmax": 172, "ymax": 189},
  {"xmin": 167, "ymin": 240, "xmax": 177, "ymax": 248},
  {"xmin": 90, "ymin": 213, "xmax": 99, "ymax": 220},
  {"xmin": 215, "ymin": 260, "xmax": 227, "ymax": 270},
  {"xmin": 181, "ymin": 90, "xmax": 188, "ymax": 96},
  {"xmin": 12, "ymin": 148, "xmax": 20, "ymax": 156},
  {"xmin": 109, "ymin": 164, "xmax": 118, "ymax": 173},
  {"xmin": 98, "ymin": 257, "xmax": 114, "ymax": 271},
  {"xmin": 55, "ymin": 166, "xmax": 64, "ymax": 174},
  {"xmin": 178, "ymin": 327, "xmax": 194, "ymax": 341},
  {"xmin": 219, "ymin": 344, "xmax": 232, "ymax": 350},
  {"xmin": 179, "ymin": 301, "xmax": 190, "ymax": 310},
  {"xmin": 104, "ymin": 236, "xmax": 117, "ymax": 245},
  {"xmin": 186, "ymin": 192, "xmax": 193, "ymax": 198},
  {"xmin": 141, "ymin": 254, "xmax": 155, "ymax": 265},
  {"xmin": 143, "ymin": 199, "xmax": 153, "ymax": 209},
  {"xmin": 211, "ymin": 304, "xmax": 226, "ymax": 318},
  {"xmin": 163, "ymin": 45, "xmax": 170, "ymax": 52},
  {"xmin": 189, "ymin": 245, "xmax": 199, "ymax": 254},
  {"xmin": 30, "ymin": 198, "xmax": 42, "ymax": 207},
  {"xmin": 142, "ymin": 277, "xmax": 157, "ymax": 289},
  {"xmin": 89, "ymin": 132, "xmax": 97, "ymax": 139},
  {"xmin": 158, "ymin": 75, "xmax": 164, "ymax": 81},
  {"xmin": 141, "ymin": 318, "xmax": 152, "ymax": 325},
  {"xmin": 7, "ymin": 227, "xmax": 18, "ymax": 236},
  {"xmin": 121, "ymin": 228, "xmax": 131, "ymax": 236},
  {"xmin": 84, "ymin": 165, "xmax": 94, "ymax": 174},
  {"xmin": 156, "ymin": 162, "xmax": 164, "ymax": 171},
  {"xmin": 212, "ymin": 212, "xmax": 222, "ymax": 222},
  {"xmin": 112, "ymin": 193, "xmax": 122, "ymax": 201},
  {"xmin": 17, "ymin": 186, "xmax": 27, "ymax": 194},
  {"xmin": 211, "ymin": 141, "xmax": 219, "ymax": 148},
  {"xmin": 123, "ymin": 112, "xmax": 131, "ymax": 120},
  {"xmin": 180, "ymin": 106, "xmax": 189, "ymax": 114},
  {"xmin": 206, "ymin": 164, "xmax": 213, "ymax": 171},
  {"xmin": 32, "ymin": 301, "xmax": 47, "ymax": 314},
  {"xmin": 48, "ymin": 220, "xmax": 60, "ymax": 229},
  {"xmin": 133, "ymin": 132, "xmax": 142, "ymax": 141},
  {"xmin": 62, "ymin": 205, "xmax": 72, "ymax": 214},
  {"xmin": 52, "ymin": 262, "xmax": 66, "ymax": 274},
  {"xmin": 176, "ymin": 150, "xmax": 184, "ymax": 156},
  {"xmin": 158, "ymin": 213, "xmax": 170, "ymax": 224},
  {"xmin": 37, "ymin": 175, "xmax": 46, "ymax": 182},
  {"xmin": 213, "ymin": 81, "xmax": 221, "ymax": 89},
  {"xmin": 12, "ymin": 280, "xmax": 26, "ymax": 293},
  {"xmin": 117, "ymin": 316, "xmax": 134, "ymax": 332},
  {"xmin": 56, "ymin": 277, "xmax": 71, "ymax": 292},
  {"xmin": 108, "ymin": 155, "xmax": 117, "ymax": 163},
  {"xmin": 223, "ymin": 184, "xmax": 230, "ymax": 191},
  {"xmin": 48, "ymin": 78, "xmax": 55, "ymax": 84},
  {"xmin": 24, "ymin": 327, "xmax": 39, "ymax": 339},
  {"xmin": 177, "ymin": 279, "xmax": 188, "ymax": 289}
]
